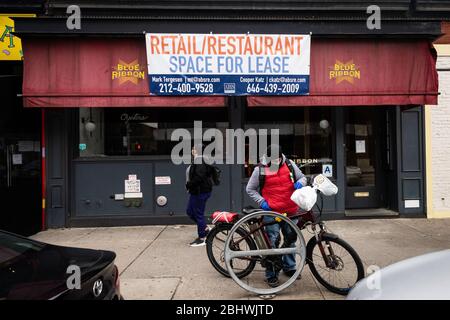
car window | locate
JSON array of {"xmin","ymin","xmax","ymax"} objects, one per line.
[
  {"xmin": 0, "ymin": 232, "xmax": 45, "ymax": 264},
  {"xmin": 0, "ymin": 232, "xmax": 47, "ymax": 299}
]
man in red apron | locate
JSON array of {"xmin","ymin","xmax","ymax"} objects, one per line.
[{"xmin": 246, "ymin": 145, "xmax": 306, "ymax": 287}]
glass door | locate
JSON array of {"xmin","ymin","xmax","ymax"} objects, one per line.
[
  {"xmin": 0, "ymin": 72, "xmax": 42, "ymax": 236},
  {"xmin": 345, "ymin": 107, "xmax": 386, "ymax": 209}
]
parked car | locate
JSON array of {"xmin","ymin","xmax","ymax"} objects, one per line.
[
  {"xmin": 0, "ymin": 230, "xmax": 122, "ymax": 300},
  {"xmin": 346, "ymin": 249, "xmax": 450, "ymax": 300}
]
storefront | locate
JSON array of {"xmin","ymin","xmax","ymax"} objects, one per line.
[
  {"xmin": 0, "ymin": 13, "xmax": 41, "ymax": 236},
  {"xmin": 13, "ymin": 10, "xmax": 441, "ymax": 229}
]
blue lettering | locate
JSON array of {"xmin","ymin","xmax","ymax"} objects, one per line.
[
  {"xmin": 186, "ymin": 57, "xmax": 195, "ymax": 73},
  {"xmin": 282, "ymin": 56, "xmax": 289, "ymax": 73},
  {"xmin": 178, "ymin": 56, "xmax": 187, "ymax": 73},
  {"xmin": 225, "ymin": 57, "xmax": 234, "ymax": 73},
  {"xmin": 205, "ymin": 56, "xmax": 212, "ymax": 73},
  {"xmin": 264, "ymin": 57, "xmax": 272, "ymax": 73},
  {"xmin": 256, "ymin": 56, "xmax": 264, "ymax": 73},
  {"xmin": 235, "ymin": 56, "xmax": 243, "ymax": 73},
  {"xmin": 169, "ymin": 56, "xmax": 178, "ymax": 73},
  {"xmin": 248, "ymin": 56, "xmax": 255, "ymax": 73},
  {"xmin": 272, "ymin": 57, "xmax": 281, "ymax": 73},
  {"xmin": 196, "ymin": 56, "xmax": 204, "ymax": 73},
  {"xmin": 217, "ymin": 56, "xmax": 225, "ymax": 73}
]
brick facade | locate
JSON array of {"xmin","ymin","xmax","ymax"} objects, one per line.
[{"xmin": 428, "ymin": 47, "xmax": 450, "ymax": 216}]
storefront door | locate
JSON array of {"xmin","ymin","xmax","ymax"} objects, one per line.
[
  {"xmin": 0, "ymin": 73, "xmax": 41, "ymax": 236},
  {"xmin": 345, "ymin": 107, "xmax": 388, "ymax": 209}
]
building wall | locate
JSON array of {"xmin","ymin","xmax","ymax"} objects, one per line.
[{"xmin": 426, "ymin": 44, "xmax": 450, "ymax": 218}]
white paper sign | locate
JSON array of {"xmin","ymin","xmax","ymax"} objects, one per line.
[
  {"xmin": 322, "ymin": 164, "xmax": 333, "ymax": 177},
  {"xmin": 155, "ymin": 176, "xmax": 171, "ymax": 185},
  {"xmin": 18, "ymin": 141, "xmax": 34, "ymax": 152},
  {"xmin": 12, "ymin": 154, "xmax": 22, "ymax": 165},
  {"xmin": 125, "ymin": 179, "xmax": 141, "ymax": 193},
  {"xmin": 405, "ymin": 199, "xmax": 420, "ymax": 208},
  {"xmin": 128, "ymin": 174, "xmax": 137, "ymax": 181},
  {"xmin": 124, "ymin": 192, "xmax": 143, "ymax": 199},
  {"xmin": 355, "ymin": 140, "xmax": 366, "ymax": 154},
  {"xmin": 114, "ymin": 194, "xmax": 124, "ymax": 201}
]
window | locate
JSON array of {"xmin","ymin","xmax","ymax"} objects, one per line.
[
  {"xmin": 78, "ymin": 108, "xmax": 228, "ymax": 157},
  {"xmin": 244, "ymin": 107, "xmax": 333, "ymax": 178}
]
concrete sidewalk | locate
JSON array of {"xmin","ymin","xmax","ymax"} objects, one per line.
[{"xmin": 31, "ymin": 218, "xmax": 450, "ymax": 300}]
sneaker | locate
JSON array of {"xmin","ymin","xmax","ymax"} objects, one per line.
[
  {"xmin": 266, "ymin": 277, "xmax": 279, "ymax": 288},
  {"xmin": 189, "ymin": 237, "xmax": 206, "ymax": 247},
  {"xmin": 283, "ymin": 269, "xmax": 301, "ymax": 279},
  {"xmin": 283, "ymin": 269, "xmax": 296, "ymax": 277}
]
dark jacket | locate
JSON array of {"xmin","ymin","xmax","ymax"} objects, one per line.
[{"xmin": 186, "ymin": 160, "xmax": 213, "ymax": 195}]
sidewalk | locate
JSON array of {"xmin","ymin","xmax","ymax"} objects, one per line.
[{"xmin": 31, "ymin": 218, "xmax": 450, "ymax": 300}]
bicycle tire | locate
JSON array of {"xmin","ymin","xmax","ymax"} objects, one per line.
[
  {"xmin": 206, "ymin": 223, "xmax": 257, "ymax": 278},
  {"xmin": 306, "ymin": 234, "xmax": 365, "ymax": 295}
]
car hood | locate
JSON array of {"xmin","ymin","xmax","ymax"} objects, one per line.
[{"xmin": 347, "ymin": 249, "xmax": 450, "ymax": 300}]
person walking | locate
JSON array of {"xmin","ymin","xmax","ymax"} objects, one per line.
[
  {"xmin": 186, "ymin": 144, "xmax": 213, "ymax": 247},
  {"xmin": 246, "ymin": 144, "xmax": 307, "ymax": 287}
]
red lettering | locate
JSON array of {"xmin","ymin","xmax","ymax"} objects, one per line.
[
  {"xmin": 294, "ymin": 36, "xmax": 303, "ymax": 55},
  {"xmin": 217, "ymin": 36, "xmax": 227, "ymax": 55},
  {"xmin": 150, "ymin": 35, "xmax": 160, "ymax": 54},
  {"xmin": 274, "ymin": 36, "xmax": 283, "ymax": 55},
  {"xmin": 227, "ymin": 36, "xmax": 236, "ymax": 55},
  {"xmin": 207, "ymin": 36, "xmax": 217, "ymax": 55},
  {"xmin": 264, "ymin": 36, "xmax": 274, "ymax": 55},
  {"xmin": 243, "ymin": 36, "xmax": 253, "ymax": 55}
]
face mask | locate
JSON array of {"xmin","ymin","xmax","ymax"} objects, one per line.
[{"xmin": 272, "ymin": 158, "xmax": 282, "ymax": 165}]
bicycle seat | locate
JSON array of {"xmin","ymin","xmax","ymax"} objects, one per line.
[{"xmin": 242, "ymin": 207, "xmax": 263, "ymax": 215}]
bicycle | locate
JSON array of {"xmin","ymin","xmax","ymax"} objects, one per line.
[{"xmin": 205, "ymin": 174, "xmax": 365, "ymax": 296}]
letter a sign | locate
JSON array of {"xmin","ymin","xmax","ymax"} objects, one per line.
[{"xmin": 322, "ymin": 164, "xmax": 333, "ymax": 178}]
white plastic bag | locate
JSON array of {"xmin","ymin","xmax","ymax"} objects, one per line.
[
  {"xmin": 313, "ymin": 174, "xmax": 338, "ymax": 196},
  {"xmin": 290, "ymin": 186, "xmax": 317, "ymax": 211}
]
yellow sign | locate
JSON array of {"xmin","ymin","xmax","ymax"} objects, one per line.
[
  {"xmin": 0, "ymin": 14, "xmax": 35, "ymax": 61},
  {"xmin": 112, "ymin": 59, "xmax": 146, "ymax": 85},
  {"xmin": 329, "ymin": 60, "xmax": 361, "ymax": 84}
]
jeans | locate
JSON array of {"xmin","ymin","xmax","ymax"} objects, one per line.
[
  {"xmin": 186, "ymin": 192, "xmax": 211, "ymax": 238},
  {"xmin": 263, "ymin": 216, "xmax": 298, "ymax": 279}
]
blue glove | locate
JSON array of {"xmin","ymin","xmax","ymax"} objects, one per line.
[
  {"xmin": 294, "ymin": 181, "xmax": 303, "ymax": 190},
  {"xmin": 261, "ymin": 200, "xmax": 271, "ymax": 211}
]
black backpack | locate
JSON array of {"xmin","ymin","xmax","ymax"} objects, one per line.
[
  {"xmin": 209, "ymin": 164, "xmax": 221, "ymax": 186},
  {"xmin": 258, "ymin": 159, "xmax": 295, "ymax": 191}
]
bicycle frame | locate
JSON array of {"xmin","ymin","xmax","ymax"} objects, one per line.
[
  {"xmin": 223, "ymin": 189, "xmax": 340, "ymax": 270},
  {"xmin": 214, "ymin": 175, "xmax": 363, "ymax": 295}
]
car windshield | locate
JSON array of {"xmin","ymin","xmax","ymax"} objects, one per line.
[{"xmin": 0, "ymin": 232, "xmax": 45, "ymax": 265}]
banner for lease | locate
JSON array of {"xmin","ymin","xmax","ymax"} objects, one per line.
[{"xmin": 145, "ymin": 33, "xmax": 311, "ymax": 96}]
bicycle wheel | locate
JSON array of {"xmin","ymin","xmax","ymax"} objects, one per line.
[
  {"xmin": 306, "ymin": 234, "xmax": 365, "ymax": 295},
  {"xmin": 206, "ymin": 223, "xmax": 257, "ymax": 278},
  {"xmin": 224, "ymin": 211, "xmax": 307, "ymax": 295}
]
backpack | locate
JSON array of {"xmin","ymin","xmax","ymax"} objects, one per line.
[
  {"xmin": 258, "ymin": 159, "xmax": 295, "ymax": 192},
  {"xmin": 209, "ymin": 164, "xmax": 221, "ymax": 186}
]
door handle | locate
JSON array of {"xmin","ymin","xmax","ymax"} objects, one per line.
[{"xmin": 6, "ymin": 144, "xmax": 12, "ymax": 187}]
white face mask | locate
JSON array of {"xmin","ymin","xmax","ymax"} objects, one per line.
[{"xmin": 271, "ymin": 157, "xmax": 282, "ymax": 165}]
